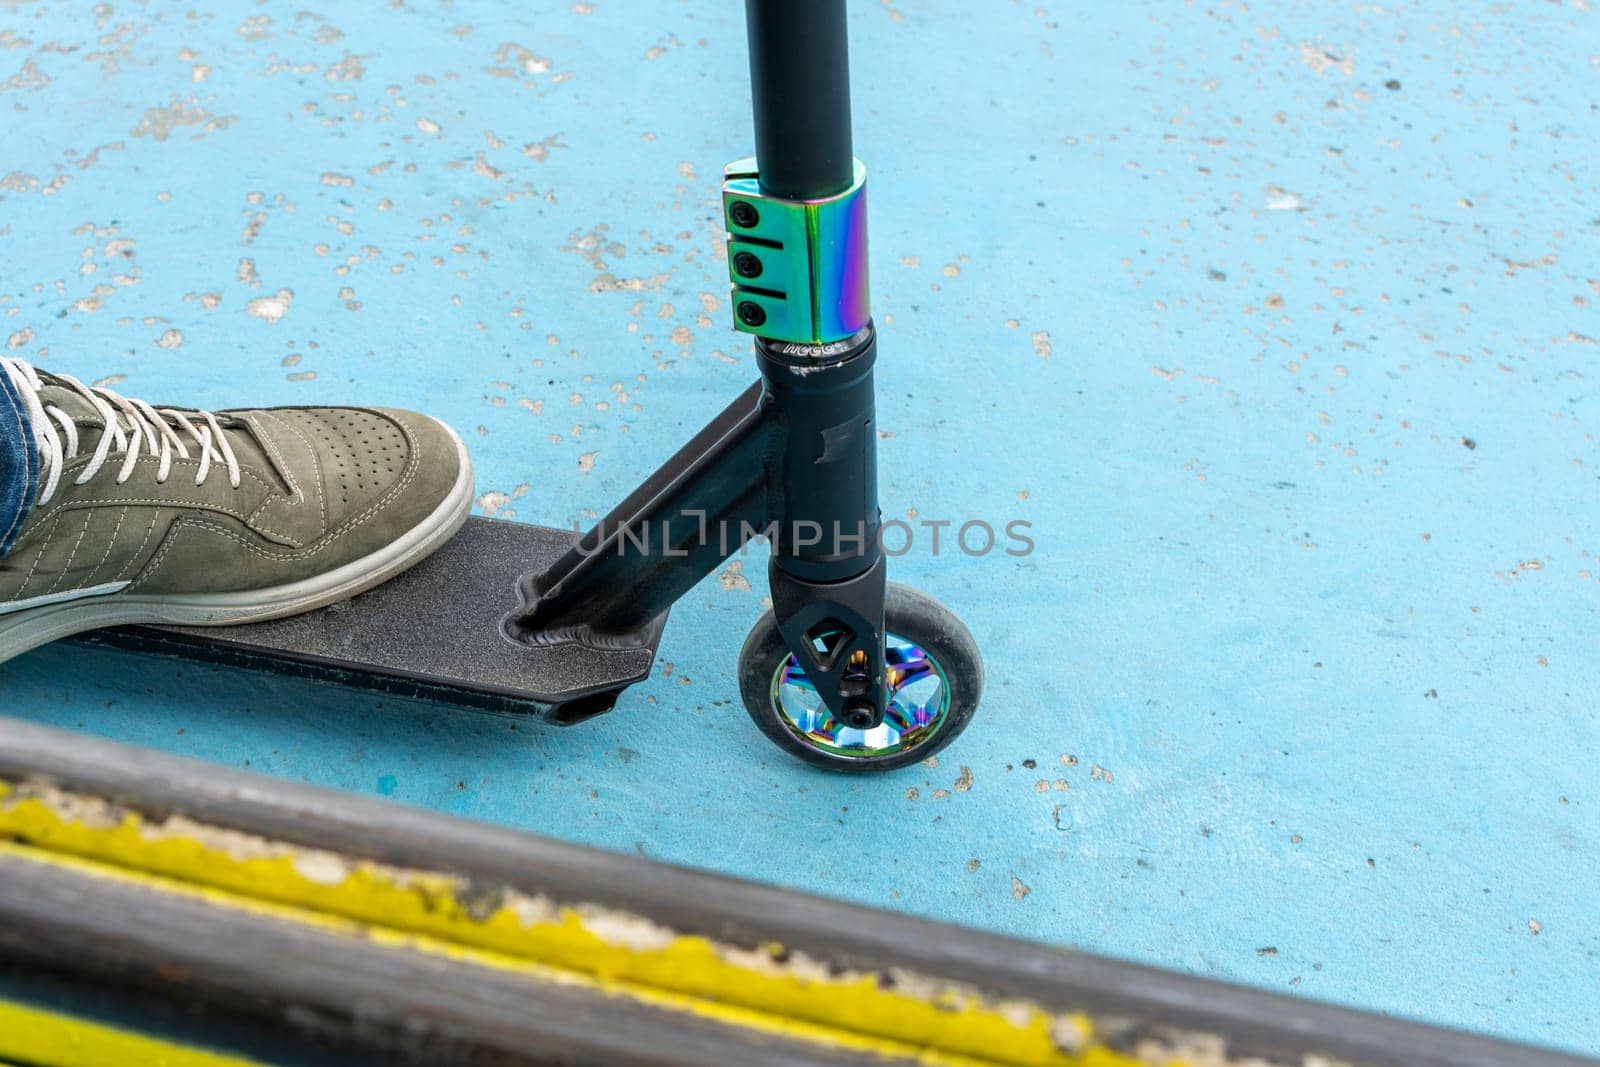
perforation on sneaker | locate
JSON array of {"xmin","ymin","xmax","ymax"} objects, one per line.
[{"xmin": 269, "ymin": 408, "xmax": 408, "ymax": 519}]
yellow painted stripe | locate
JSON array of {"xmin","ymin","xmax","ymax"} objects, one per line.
[
  {"xmin": 0, "ymin": 781, "xmax": 1201, "ymax": 1066},
  {"xmin": 0, "ymin": 841, "xmax": 1003, "ymax": 1067},
  {"xmin": 0, "ymin": 998, "xmax": 267, "ymax": 1067}
]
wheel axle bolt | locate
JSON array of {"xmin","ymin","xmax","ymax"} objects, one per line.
[
  {"xmin": 729, "ymin": 200, "xmax": 759, "ymax": 228},
  {"xmin": 843, "ymin": 701, "xmax": 876, "ymax": 730},
  {"xmin": 733, "ymin": 251, "xmax": 763, "ymax": 279},
  {"xmin": 737, "ymin": 301, "xmax": 767, "ymax": 327}
]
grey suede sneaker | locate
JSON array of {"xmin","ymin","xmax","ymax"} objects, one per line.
[{"xmin": 0, "ymin": 358, "xmax": 473, "ymax": 664}]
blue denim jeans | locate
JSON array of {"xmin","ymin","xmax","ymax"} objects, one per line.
[{"xmin": 0, "ymin": 366, "xmax": 37, "ymax": 557}]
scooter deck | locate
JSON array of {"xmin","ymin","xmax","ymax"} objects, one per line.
[{"xmin": 67, "ymin": 517, "xmax": 668, "ymax": 723}]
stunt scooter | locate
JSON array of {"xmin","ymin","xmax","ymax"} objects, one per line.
[{"xmin": 80, "ymin": 0, "xmax": 985, "ymax": 772}]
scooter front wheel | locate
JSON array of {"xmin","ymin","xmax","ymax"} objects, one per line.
[{"xmin": 737, "ymin": 582, "xmax": 983, "ymax": 772}]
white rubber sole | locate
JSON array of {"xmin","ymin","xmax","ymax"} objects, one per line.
[{"xmin": 0, "ymin": 419, "xmax": 475, "ymax": 666}]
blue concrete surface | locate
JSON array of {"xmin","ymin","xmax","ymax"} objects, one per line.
[{"xmin": 3, "ymin": 0, "xmax": 1597, "ymax": 1055}]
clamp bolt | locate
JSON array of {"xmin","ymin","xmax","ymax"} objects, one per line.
[
  {"xmin": 733, "ymin": 251, "xmax": 764, "ymax": 279},
  {"xmin": 729, "ymin": 200, "xmax": 760, "ymax": 228},
  {"xmin": 736, "ymin": 301, "xmax": 767, "ymax": 327}
]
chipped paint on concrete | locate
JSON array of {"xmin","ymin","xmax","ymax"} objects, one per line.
[
  {"xmin": 129, "ymin": 96, "xmax": 236, "ymax": 141},
  {"xmin": 244, "ymin": 288, "xmax": 293, "ymax": 322}
]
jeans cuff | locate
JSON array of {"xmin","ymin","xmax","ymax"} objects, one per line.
[{"xmin": 0, "ymin": 369, "xmax": 37, "ymax": 557}]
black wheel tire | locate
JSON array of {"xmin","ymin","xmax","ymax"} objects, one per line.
[{"xmin": 737, "ymin": 581, "xmax": 984, "ymax": 773}]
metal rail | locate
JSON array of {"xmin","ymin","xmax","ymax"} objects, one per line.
[{"xmin": 0, "ymin": 716, "xmax": 1588, "ymax": 1067}]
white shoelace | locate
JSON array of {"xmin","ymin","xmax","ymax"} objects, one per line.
[{"xmin": 1, "ymin": 356, "xmax": 241, "ymax": 506}]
